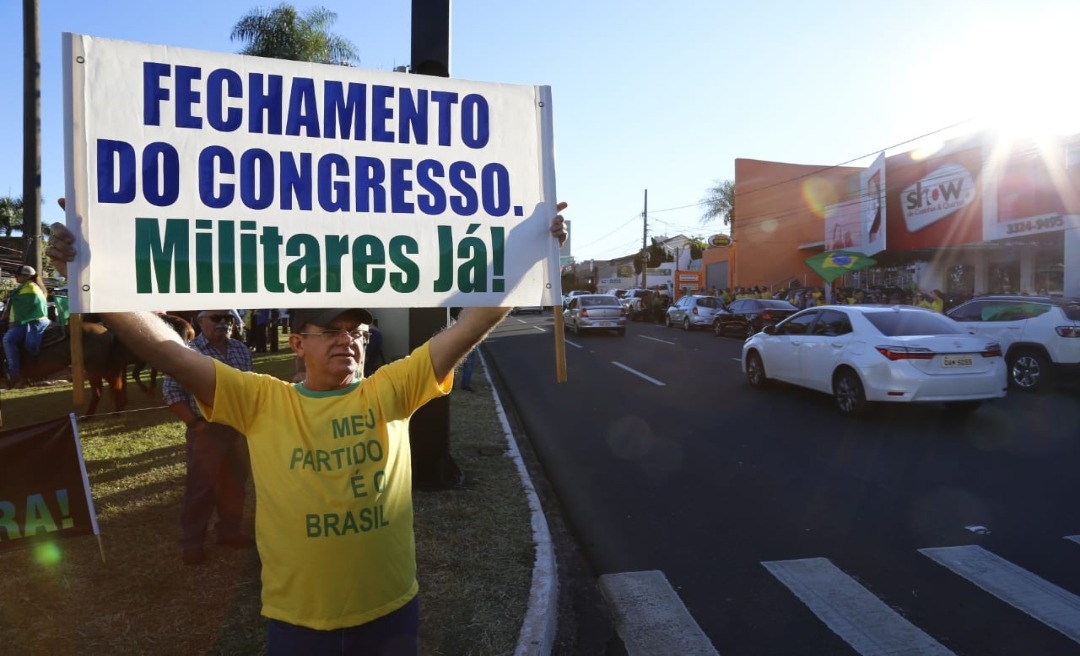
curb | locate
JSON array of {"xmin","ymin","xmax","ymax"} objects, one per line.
[{"xmin": 477, "ymin": 350, "xmax": 559, "ymax": 655}]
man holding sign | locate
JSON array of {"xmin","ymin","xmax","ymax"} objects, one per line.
[
  {"xmin": 47, "ymin": 206, "xmax": 565, "ymax": 654},
  {"xmin": 56, "ymin": 32, "xmax": 565, "ymax": 653}
]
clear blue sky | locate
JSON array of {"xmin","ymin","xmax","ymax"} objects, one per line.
[{"xmin": 2, "ymin": 0, "xmax": 1077, "ymax": 262}]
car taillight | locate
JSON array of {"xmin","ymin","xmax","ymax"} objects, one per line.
[
  {"xmin": 981, "ymin": 343, "xmax": 1003, "ymax": 358},
  {"xmin": 761, "ymin": 311, "xmax": 773, "ymax": 321},
  {"xmin": 692, "ymin": 307, "xmax": 699, "ymax": 315},
  {"xmin": 1057, "ymin": 326, "xmax": 1080, "ymax": 338},
  {"xmin": 620, "ymin": 307, "xmax": 627, "ymax": 317},
  {"xmin": 875, "ymin": 345, "xmax": 934, "ymax": 361},
  {"xmin": 580, "ymin": 308, "xmax": 589, "ymax": 317}
]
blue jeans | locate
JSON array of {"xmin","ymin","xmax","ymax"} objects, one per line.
[
  {"xmin": 267, "ymin": 596, "xmax": 419, "ymax": 655},
  {"xmin": 460, "ymin": 349, "xmax": 476, "ymax": 388},
  {"xmin": 180, "ymin": 420, "xmax": 250, "ymax": 548},
  {"xmin": 3, "ymin": 318, "xmax": 49, "ymax": 378}
]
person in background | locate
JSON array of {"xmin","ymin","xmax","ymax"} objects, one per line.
[
  {"xmin": 2, "ymin": 265, "xmax": 51, "ymax": 389},
  {"xmin": 449, "ymin": 307, "xmax": 477, "ymax": 391},
  {"xmin": 250, "ymin": 308, "xmax": 271, "ymax": 353},
  {"xmin": 363, "ymin": 318, "xmax": 386, "ymax": 378},
  {"xmin": 46, "ymin": 204, "xmax": 567, "ymax": 655},
  {"xmin": 163, "ymin": 310, "xmax": 254, "ymax": 566},
  {"xmin": 930, "ymin": 290, "xmax": 945, "ymax": 313},
  {"xmin": 458, "ymin": 349, "xmax": 477, "ymax": 392}
]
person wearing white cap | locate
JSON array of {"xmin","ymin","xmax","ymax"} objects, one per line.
[
  {"xmin": 2, "ymin": 265, "xmax": 51, "ymax": 388},
  {"xmin": 46, "ymin": 203, "xmax": 569, "ymax": 655}
]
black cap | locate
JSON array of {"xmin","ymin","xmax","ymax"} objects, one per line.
[{"xmin": 290, "ymin": 308, "xmax": 373, "ymax": 333}]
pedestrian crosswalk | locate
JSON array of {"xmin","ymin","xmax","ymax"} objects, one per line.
[
  {"xmin": 763, "ymin": 537, "xmax": 1080, "ymax": 655},
  {"xmin": 763, "ymin": 558, "xmax": 954, "ymax": 656}
]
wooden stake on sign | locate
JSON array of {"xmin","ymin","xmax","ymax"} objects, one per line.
[
  {"xmin": 553, "ymin": 309, "xmax": 567, "ymax": 382},
  {"xmin": 70, "ymin": 314, "xmax": 85, "ymax": 405}
]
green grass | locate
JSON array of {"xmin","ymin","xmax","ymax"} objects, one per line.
[{"xmin": 0, "ymin": 342, "xmax": 533, "ymax": 655}]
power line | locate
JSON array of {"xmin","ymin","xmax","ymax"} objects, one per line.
[
  {"xmin": 644, "ymin": 118, "xmax": 977, "ymax": 218},
  {"xmin": 571, "ymin": 211, "xmax": 642, "ymax": 252}
]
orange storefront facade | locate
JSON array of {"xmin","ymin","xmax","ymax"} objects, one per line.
[{"xmin": 704, "ymin": 132, "xmax": 1080, "ymax": 298}]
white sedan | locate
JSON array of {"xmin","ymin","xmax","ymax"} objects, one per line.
[{"xmin": 741, "ymin": 305, "xmax": 1007, "ymax": 416}]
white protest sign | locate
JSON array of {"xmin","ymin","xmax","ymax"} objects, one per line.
[{"xmin": 62, "ymin": 34, "xmax": 559, "ymax": 313}]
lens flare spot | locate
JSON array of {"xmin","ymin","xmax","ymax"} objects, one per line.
[
  {"xmin": 33, "ymin": 542, "xmax": 63, "ymax": 566},
  {"xmin": 802, "ymin": 177, "xmax": 843, "ymax": 219}
]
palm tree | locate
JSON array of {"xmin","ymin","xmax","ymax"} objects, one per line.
[
  {"xmin": 0, "ymin": 195, "xmax": 24, "ymax": 237},
  {"xmin": 700, "ymin": 179, "xmax": 735, "ymax": 227},
  {"xmin": 231, "ymin": 3, "xmax": 358, "ymax": 65}
]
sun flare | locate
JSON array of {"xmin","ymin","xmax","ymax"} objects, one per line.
[
  {"xmin": 957, "ymin": 17, "xmax": 1080, "ymax": 138},
  {"xmin": 902, "ymin": 11, "xmax": 1080, "ymax": 146}
]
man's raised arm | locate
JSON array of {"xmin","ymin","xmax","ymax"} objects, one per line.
[
  {"xmin": 429, "ymin": 203, "xmax": 568, "ymax": 379},
  {"xmin": 46, "ymin": 223, "xmax": 218, "ymax": 406}
]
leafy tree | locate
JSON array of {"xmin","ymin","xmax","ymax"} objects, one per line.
[
  {"xmin": 700, "ymin": 179, "xmax": 735, "ymax": 227},
  {"xmin": 0, "ymin": 195, "xmax": 24, "ymax": 237},
  {"xmin": 634, "ymin": 242, "xmax": 671, "ymax": 273},
  {"xmin": 687, "ymin": 236, "xmax": 708, "ymax": 260},
  {"xmin": 231, "ymin": 3, "xmax": 358, "ymax": 64}
]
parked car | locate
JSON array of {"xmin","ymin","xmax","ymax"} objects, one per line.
[
  {"xmin": 946, "ymin": 295, "xmax": 1080, "ymax": 391},
  {"xmin": 562, "ymin": 290, "xmax": 591, "ymax": 307},
  {"xmin": 622, "ymin": 289, "xmax": 656, "ymax": 321},
  {"xmin": 664, "ymin": 295, "xmax": 726, "ymax": 330},
  {"xmin": 562, "ymin": 294, "xmax": 627, "ymax": 336},
  {"xmin": 715, "ymin": 298, "xmax": 799, "ymax": 338},
  {"xmin": 741, "ymin": 305, "xmax": 1007, "ymax": 416},
  {"xmin": 512, "ymin": 305, "xmax": 545, "ymax": 315}
]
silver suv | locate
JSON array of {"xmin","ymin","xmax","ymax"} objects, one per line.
[{"xmin": 946, "ymin": 296, "xmax": 1080, "ymax": 391}]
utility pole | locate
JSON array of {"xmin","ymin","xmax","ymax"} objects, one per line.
[
  {"xmin": 641, "ymin": 189, "xmax": 648, "ymax": 289},
  {"xmin": 22, "ymin": 0, "xmax": 42, "ymax": 274},
  {"xmin": 408, "ymin": 0, "xmax": 461, "ymax": 489}
]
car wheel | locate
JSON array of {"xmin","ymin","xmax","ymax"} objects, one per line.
[
  {"xmin": 745, "ymin": 351, "xmax": 769, "ymax": 387},
  {"xmin": 682, "ymin": 317, "xmax": 691, "ymax": 331},
  {"xmin": 833, "ymin": 368, "xmax": 867, "ymax": 417},
  {"xmin": 745, "ymin": 323, "xmax": 756, "ymax": 339},
  {"xmin": 665, "ymin": 315, "xmax": 673, "ymax": 328},
  {"xmin": 713, "ymin": 321, "xmax": 723, "ymax": 337},
  {"xmin": 944, "ymin": 401, "xmax": 982, "ymax": 415},
  {"xmin": 1007, "ymin": 349, "xmax": 1049, "ymax": 392}
]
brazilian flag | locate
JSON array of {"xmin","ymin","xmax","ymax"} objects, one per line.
[{"xmin": 805, "ymin": 250, "xmax": 877, "ymax": 283}]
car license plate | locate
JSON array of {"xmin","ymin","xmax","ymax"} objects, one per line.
[
  {"xmin": 596, "ymin": 321, "xmax": 612, "ymax": 327},
  {"xmin": 942, "ymin": 354, "xmax": 973, "ymax": 367}
]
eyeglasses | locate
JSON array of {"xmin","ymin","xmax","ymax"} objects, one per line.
[
  {"xmin": 298, "ymin": 328, "xmax": 371, "ymax": 345},
  {"xmin": 199, "ymin": 314, "xmax": 233, "ymax": 323}
]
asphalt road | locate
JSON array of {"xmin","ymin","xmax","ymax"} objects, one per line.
[{"xmin": 484, "ymin": 309, "xmax": 1080, "ymax": 656}]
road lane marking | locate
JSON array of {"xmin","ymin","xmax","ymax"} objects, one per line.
[
  {"xmin": 598, "ymin": 570, "xmax": 718, "ymax": 656},
  {"xmin": 920, "ymin": 545, "xmax": 1080, "ymax": 644},
  {"xmin": 640, "ymin": 334, "xmax": 676, "ymax": 344},
  {"xmin": 564, "ymin": 339, "xmax": 583, "ymax": 349},
  {"xmin": 1065, "ymin": 536, "xmax": 1080, "ymax": 547},
  {"xmin": 611, "ymin": 361, "xmax": 665, "ymax": 386},
  {"xmin": 533, "ymin": 326, "xmax": 546, "ymax": 333},
  {"xmin": 763, "ymin": 557, "xmax": 954, "ymax": 656}
]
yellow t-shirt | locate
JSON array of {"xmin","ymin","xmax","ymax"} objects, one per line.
[{"xmin": 200, "ymin": 342, "xmax": 452, "ymax": 630}]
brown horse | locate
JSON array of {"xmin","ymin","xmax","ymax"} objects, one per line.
[
  {"xmin": 130, "ymin": 313, "xmax": 196, "ymax": 394},
  {"xmin": 3, "ymin": 320, "xmax": 129, "ymax": 415}
]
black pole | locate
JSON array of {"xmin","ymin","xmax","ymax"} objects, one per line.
[
  {"xmin": 408, "ymin": 0, "xmax": 460, "ymax": 489},
  {"xmin": 22, "ymin": 0, "xmax": 42, "ymax": 275}
]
